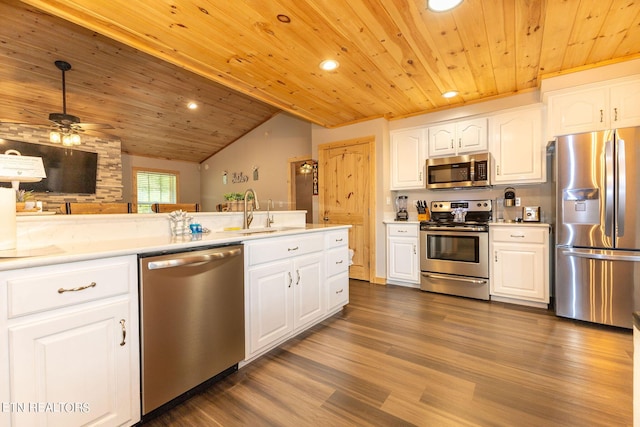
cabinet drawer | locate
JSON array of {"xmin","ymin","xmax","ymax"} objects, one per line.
[
  {"xmin": 326, "ymin": 247, "xmax": 349, "ymax": 276},
  {"xmin": 5, "ymin": 257, "xmax": 133, "ymax": 318},
  {"xmin": 387, "ymin": 223, "xmax": 418, "ymax": 237},
  {"xmin": 247, "ymin": 233, "xmax": 324, "ymax": 266},
  {"xmin": 327, "ymin": 272, "xmax": 349, "ymax": 311},
  {"xmin": 491, "ymin": 227, "xmax": 547, "ymax": 244},
  {"xmin": 325, "ymin": 229, "xmax": 348, "ymax": 248}
]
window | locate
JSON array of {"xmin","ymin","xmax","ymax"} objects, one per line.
[{"xmin": 133, "ymin": 168, "xmax": 179, "ymax": 213}]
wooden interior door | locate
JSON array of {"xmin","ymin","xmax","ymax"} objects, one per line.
[{"xmin": 318, "ymin": 136, "xmax": 374, "ymax": 281}]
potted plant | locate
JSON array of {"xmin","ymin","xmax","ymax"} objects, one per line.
[{"xmin": 223, "ymin": 192, "xmax": 244, "ymax": 211}]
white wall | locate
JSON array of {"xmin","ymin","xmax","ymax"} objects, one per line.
[
  {"xmin": 121, "ymin": 154, "xmax": 201, "ymax": 204},
  {"xmin": 200, "ymin": 113, "xmax": 312, "ymax": 211}
]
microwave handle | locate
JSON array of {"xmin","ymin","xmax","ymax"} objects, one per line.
[{"xmin": 470, "ymin": 158, "xmax": 475, "ymax": 182}]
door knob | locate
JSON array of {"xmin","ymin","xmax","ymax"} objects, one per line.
[{"xmin": 323, "ymin": 217, "xmax": 329, "ymax": 222}]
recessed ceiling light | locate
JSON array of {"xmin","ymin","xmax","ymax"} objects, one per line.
[
  {"xmin": 187, "ymin": 102, "xmax": 198, "ymax": 110},
  {"xmin": 319, "ymin": 59, "xmax": 339, "ymax": 71},
  {"xmin": 442, "ymin": 90, "xmax": 458, "ymax": 98},
  {"xmin": 427, "ymin": 0, "xmax": 463, "ymax": 12}
]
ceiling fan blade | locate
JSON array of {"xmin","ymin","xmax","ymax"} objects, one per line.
[
  {"xmin": 77, "ymin": 122, "xmax": 115, "ymax": 130},
  {"xmin": 21, "ymin": 108, "xmax": 53, "ymax": 125},
  {"xmin": 81, "ymin": 128, "xmax": 120, "ymax": 139}
]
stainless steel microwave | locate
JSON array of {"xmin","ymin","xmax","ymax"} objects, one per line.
[{"xmin": 426, "ymin": 153, "xmax": 491, "ymax": 189}]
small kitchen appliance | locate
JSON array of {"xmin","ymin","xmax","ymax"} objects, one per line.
[
  {"xmin": 503, "ymin": 187, "xmax": 516, "ymax": 207},
  {"xmin": 395, "ymin": 195, "xmax": 409, "ymax": 221}
]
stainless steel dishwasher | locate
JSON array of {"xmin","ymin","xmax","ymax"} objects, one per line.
[{"xmin": 139, "ymin": 244, "xmax": 244, "ymax": 418}]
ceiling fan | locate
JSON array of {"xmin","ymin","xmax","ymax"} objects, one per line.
[{"xmin": 10, "ymin": 60, "xmax": 116, "ymax": 146}]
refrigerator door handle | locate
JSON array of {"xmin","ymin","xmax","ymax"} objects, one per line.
[
  {"xmin": 561, "ymin": 248, "xmax": 640, "ymax": 262},
  {"xmin": 604, "ymin": 138, "xmax": 615, "ymax": 239},
  {"xmin": 617, "ymin": 134, "xmax": 626, "ymax": 237}
]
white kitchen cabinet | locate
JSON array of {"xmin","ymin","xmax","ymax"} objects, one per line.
[
  {"xmin": 386, "ymin": 222, "xmax": 420, "ymax": 287},
  {"xmin": 428, "ymin": 117, "xmax": 487, "ymax": 157},
  {"xmin": 390, "ymin": 127, "xmax": 427, "ymax": 190},
  {"xmin": 325, "ymin": 230, "xmax": 350, "ymax": 311},
  {"xmin": 244, "ymin": 230, "xmax": 349, "ymax": 361},
  {"xmin": 489, "ymin": 225, "xmax": 550, "ymax": 308},
  {"xmin": 0, "ymin": 256, "xmax": 140, "ymax": 427},
  {"xmin": 247, "ymin": 252, "xmax": 323, "ymax": 356},
  {"xmin": 548, "ymin": 77, "xmax": 640, "ymax": 136},
  {"xmin": 490, "ymin": 105, "xmax": 545, "ymax": 184}
]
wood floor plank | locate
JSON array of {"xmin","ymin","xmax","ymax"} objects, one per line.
[{"xmin": 144, "ymin": 280, "xmax": 633, "ymax": 426}]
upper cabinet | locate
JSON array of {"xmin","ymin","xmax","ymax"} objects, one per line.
[
  {"xmin": 548, "ymin": 77, "xmax": 640, "ymax": 137},
  {"xmin": 428, "ymin": 117, "xmax": 487, "ymax": 157},
  {"xmin": 490, "ymin": 105, "xmax": 545, "ymax": 184},
  {"xmin": 390, "ymin": 127, "xmax": 427, "ymax": 190}
]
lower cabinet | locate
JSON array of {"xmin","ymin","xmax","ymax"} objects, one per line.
[
  {"xmin": 489, "ymin": 225, "xmax": 550, "ymax": 307},
  {"xmin": 386, "ymin": 222, "xmax": 420, "ymax": 287},
  {"xmin": 247, "ymin": 253, "xmax": 323, "ymax": 354},
  {"xmin": 0, "ymin": 256, "xmax": 140, "ymax": 427},
  {"xmin": 244, "ymin": 229, "xmax": 349, "ymax": 361}
]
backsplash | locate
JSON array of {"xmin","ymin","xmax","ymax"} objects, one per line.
[{"xmin": 0, "ymin": 124, "xmax": 123, "ymax": 206}]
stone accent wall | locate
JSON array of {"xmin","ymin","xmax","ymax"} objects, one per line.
[{"xmin": 0, "ymin": 124, "xmax": 123, "ymax": 205}]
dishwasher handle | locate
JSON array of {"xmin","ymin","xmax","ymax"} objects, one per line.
[{"xmin": 147, "ymin": 247, "xmax": 242, "ymax": 270}]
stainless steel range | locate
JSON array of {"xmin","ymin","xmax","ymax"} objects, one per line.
[{"xmin": 419, "ymin": 199, "xmax": 492, "ymax": 300}]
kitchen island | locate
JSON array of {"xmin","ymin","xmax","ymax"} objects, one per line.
[{"xmin": 0, "ymin": 211, "xmax": 350, "ymax": 426}]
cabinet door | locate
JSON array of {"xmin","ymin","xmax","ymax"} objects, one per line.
[
  {"xmin": 491, "ymin": 107, "xmax": 543, "ymax": 184},
  {"xmin": 8, "ymin": 301, "xmax": 133, "ymax": 427},
  {"xmin": 390, "ymin": 128, "xmax": 426, "ymax": 189},
  {"xmin": 293, "ymin": 253, "xmax": 324, "ymax": 329},
  {"xmin": 491, "ymin": 242, "xmax": 547, "ymax": 302},
  {"xmin": 457, "ymin": 118, "xmax": 487, "ymax": 153},
  {"xmin": 610, "ymin": 80, "xmax": 640, "ymax": 128},
  {"xmin": 387, "ymin": 237, "xmax": 419, "ymax": 284},
  {"xmin": 428, "ymin": 124, "xmax": 456, "ymax": 157},
  {"xmin": 247, "ymin": 260, "xmax": 293, "ymax": 355},
  {"xmin": 549, "ymin": 87, "xmax": 608, "ymax": 135}
]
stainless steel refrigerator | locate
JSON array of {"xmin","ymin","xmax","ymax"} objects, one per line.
[{"xmin": 555, "ymin": 126, "xmax": 640, "ymax": 329}]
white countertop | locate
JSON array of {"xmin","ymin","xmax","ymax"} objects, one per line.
[
  {"xmin": 0, "ymin": 213, "xmax": 349, "ymax": 271},
  {"xmin": 490, "ymin": 222, "xmax": 551, "ymax": 228}
]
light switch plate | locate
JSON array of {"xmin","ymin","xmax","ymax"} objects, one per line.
[{"xmin": 515, "ymin": 197, "xmax": 521, "ymax": 206}]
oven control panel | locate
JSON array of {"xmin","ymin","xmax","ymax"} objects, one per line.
[{"xmin": 430, "ymin": 199, "xmax": 492, "ymax": 213}]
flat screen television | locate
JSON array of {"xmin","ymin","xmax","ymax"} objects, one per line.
[{"xmin": 0, "ymin": 139, "xmax": 98, "ymax": 194}]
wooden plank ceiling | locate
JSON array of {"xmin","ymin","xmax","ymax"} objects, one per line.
[{"xmin": 2, "ymin": 0, "xmax": 639, "ymax": 163}]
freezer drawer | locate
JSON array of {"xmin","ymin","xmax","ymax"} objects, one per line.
[{"xmin": 555, "ymin": 247, "xmax": 640, "ymax": 328}]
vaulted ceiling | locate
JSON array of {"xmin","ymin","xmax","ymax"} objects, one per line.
[{"xmin": 2, "ymin": 0, "xmax": 639, "ymax": 162}]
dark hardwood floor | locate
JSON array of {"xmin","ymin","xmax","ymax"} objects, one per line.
[{"xmin": 144, "ymin": 280, "xmax": 633, "ymax": 426}]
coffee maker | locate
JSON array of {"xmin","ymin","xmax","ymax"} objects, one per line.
[{"xmin": 395, "ymin": 195, "xmax": 409, "ymax": 221}]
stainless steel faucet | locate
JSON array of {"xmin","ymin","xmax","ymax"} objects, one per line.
[
  {"xmin": 243, "ymin": 188, "xmax": 260, "ymax": 229},
  {"xmin": 266, "ymin": 199, "xmax": 274, "ymax": 228}
]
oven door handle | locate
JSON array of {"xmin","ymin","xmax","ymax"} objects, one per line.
[{"xmin": 421, "ymin": 272, "xmax": 487, "ymax": 285}]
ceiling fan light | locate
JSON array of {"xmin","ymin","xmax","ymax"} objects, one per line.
[
  {"xmin": 427, "ymin": 0, "xmax": 463, "ymax": 12},
  {"xmin": 71, "ymin": 133, "xmax": 82, "ymax": 145},
  {"xmin": 61, "ymin": 134, "xmax": 74, "ymax": 146},
  {"xmin": 49, "ymin": 130, "xmax": 62, "ymax": 143}
]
